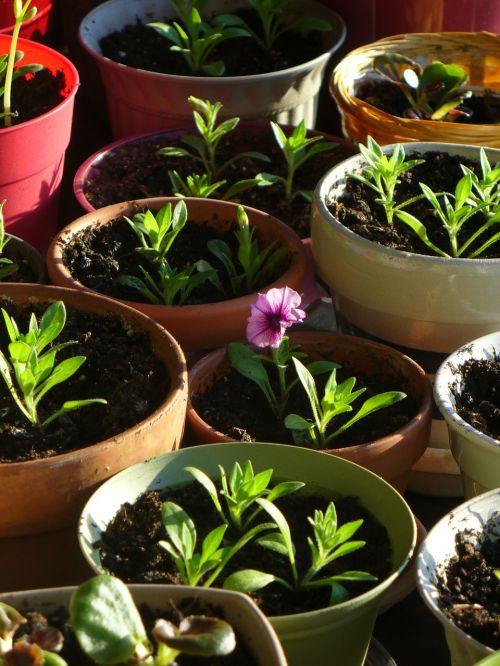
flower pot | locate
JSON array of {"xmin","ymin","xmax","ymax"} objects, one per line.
[
  {"xmin": 46, "ymin": 197, "xmax": 308, "ymax": 351},
  {"xmin": 78, "ymin": 442, "xmax": 416, "ymax": 666},
  {"xmin": 3, "ymin": 233, "xmax": 46, "ymax": 283},
  {"xmin": 331, "ymin": 32, "xmax": 500, "ymax": 147},
  {"xmin": 0, "ymin": 0, "xmax": 53, "ymax": 41},
  {"xmin": 186, "ymin": 331, "xmax": 432, "ymax": 493},
  {"xmin": 0, "ymin": 283, "xmax": 187, "ymax": 538},
  {"xmin": 0, "ymin": 583, "xmax": 287, "ymax": 666},
  {"xmin": 0, "ymin": 35, "xmax": 79, "ymax": 252},
  {"xmin": 434, "ymin": 331, "xmax": 500, "ymax": 499},
  {"xmin": 311, "ymin": 141, "xmax": 500, "ymax": 496},
  {"xmin": 417, "ymin": 488, "xmax": 500, "ymax": 666},
  {"xmin": 78, "ymin": 0, "xmax": 345, "ymax": 138}
]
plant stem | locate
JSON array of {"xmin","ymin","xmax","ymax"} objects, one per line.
[{"xmin": 3, "ymin": 14, "xmax": 23, "ymax": 127}]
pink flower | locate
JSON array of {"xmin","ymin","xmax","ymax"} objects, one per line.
[{"xmin": 246, "ymin": 287, "xmax": 306, "ymax": 348}]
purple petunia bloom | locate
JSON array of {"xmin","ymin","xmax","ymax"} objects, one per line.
[{"xmin": 246, "ymin": 287, "xmax": 306, "ymax": 348}]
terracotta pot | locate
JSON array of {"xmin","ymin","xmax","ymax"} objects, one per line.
[
  {"xmin": 0, "ymin": 35, "xmax": 79, "ymax": 252},
  {"xmin": 0, "ymin": 583, "xmax": 288, "ymax": 666},
  {"xmin": 78, "ymin": 0, "xmax": 345, "ymax": 138},
  {"xmin": 0, "ymin": 0, "xmax": 53, "ymax": 41},
  {"xmin": 311, "ymin": 141, "xmax": 500, "ymax": 497},
  {"xmin": 0, "ymin": 283, "xmax": 187, "ymax": 538},
  {"xmin": 186, "ymin": 331, "xmax": 432, "ymax": 493},
  {"xmin": 46, "ymin": 197, "xmax": 308, "ymax": 351}
]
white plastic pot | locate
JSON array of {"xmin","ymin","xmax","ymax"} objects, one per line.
[
  {"xmin": 417, "ymin": 488, "xmax": 500, "ymax": 666},
  {"xmin": 434, "ymin": 331, "xmax": 500, "ymax": 498},
  {"xmin": 78, "ymin": 0, "xmax": 345, "ymax": 138}
]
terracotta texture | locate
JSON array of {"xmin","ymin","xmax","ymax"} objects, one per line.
[
  {"xmin": 0, "ymin": 284, "xmax": 187, "ymax": 537},
  {"xmin": 186, "ymin": 331, "xmax": 432, "ymax": 493},
  {"xmin": 47, "ymin": 197, "xmax": 308, "ymax": 351}
]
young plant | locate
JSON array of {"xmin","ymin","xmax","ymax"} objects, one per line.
[
  {"xmin": 224, "ymin": 499, "xmax": 377, "ymax": 605},
  {"xmin": 148, "ymin": 1, "xmax": 249, "ymax": 76},
  {"xmin": 372, "ymin": 53, "xmax": 472, "ymax": 121},
  {"xmin": 255, "ymin": 120, "xmax": 338, "ymax": 203},
  {"xmin": 0, "ymin": 601, "xmax": 67, "ymax": 665},
  {"xmin": 348, "ymin": 136, "xmax": 425, "ymax": 224},
  {"xmin": 71, "ymin": 574, "xmax": 236, "ymax": 665},
  {"xmin": 157, "ymin": 96, "xmax": 270, "ymax": 183},
  {"xmin": 185, "ymin": 460, "xmax": 305, "ymax": 532},
  {"xmin": 217, "ymin": 0, "xmax": 331, "ymax": 52},
  {"xmin": 0, "ymin": 201, "xmax": 19, "ymax": 279},
  {"xmin": 0, "ymin": 301, "xmax": 107, "ymax": 428},
  {"xmin": 461, "ymin": 147, "xmax": 500, "ymax": 216},
  {"xmin": 159, "ymin": 501, "xmax": 275, "ymax": 587},
  {"xmin": 1, "ymin": 0, "xmax": 43, "ymax": 127},
  {"xmin": 168, "ymin": 169, "xmax": 261, "ymax": 201},
  {"xmin": 284, "ymin": 357, "xmax": 406, "ymax": 449}
]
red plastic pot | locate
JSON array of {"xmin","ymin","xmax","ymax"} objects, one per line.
[
  {"xmin": 0, "ymin": 0, "xmax": 53, "ymax": 41},
  {"xmin": 0, "ymin": 35, "xmax": 79, "ymax": 252}
]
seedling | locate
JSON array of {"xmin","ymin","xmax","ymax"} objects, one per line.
[
  {"xmin": 148, "ymin": 0, "xmax": 249, "ymax": 76},
  {"xmin": 168, "ymin": 170, "xmax": 261, "ymax": 201},
  {"xmin": 224, "ymin": 499, "xmax": 377, "ymax": 605},
  {"xmin": 255, "ymin": 120, "xmax": 338, "ymax": 203},
  {"xmin": 461, "ymin": 147, "xmax": 500, "ymax": 216},
  {"xmin": 0, "ymin": 201, "xmax": 19, "ymax": 279},
  {"xmin": 372, "ymin": 53, "xmax": 471, "ymax": 121},
  {"xmin": 71, "ymin": 575, "xmax": 236, "ymax": 664},
  {"xmin": 1, "ymin": 0, "xmax": 43, "ymax": 127},
  {"xmin": 0, "ymin": 301, "xmax": 107, "ymax": 428},
  {"xmin": 284, "ymin": 357, "xmax": 406, "ymax": 449}
]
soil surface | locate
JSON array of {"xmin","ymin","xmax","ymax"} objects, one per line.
[
  {"xmin": 98, "ymin": 482, "xmax": 392, "ymax": 616},
  {"xmin": 328, "ymin": 150, "xmax": 500, "ymax": 257},
  {"xmin": 191, "ymin": 353, "xmax": 417, "ymax": 446},
  {"xmin": 356, "ymin": 78, "xmax": 500, "ymax": 125},
  {"xmin": 452, "ymin": 357, "xmax": 500, "ymax": 439},
  {"xmin": 7, "ymin": 68, "xmax": 66, "ymax": 125},
  {"xmin": 82, "ymin": 125, "xmax": 354, "ymax": 238},
  {"xmin": 0, "ymin": 299, "xmax": 170, "ymax": 462},
  {"xmin": 61, "ymin": 213, "xmax": 290, "ymax": 305},
  {"xmin": 17, "ymin": 600, "xmax": 257, "ymax": 665},
  {"xmin": 436, "ymin": 519, "xmax": 500, "ymax": 649},
  {"xmin": 100, "ymin": 8, "xmax": 326, "ymax": 77}
]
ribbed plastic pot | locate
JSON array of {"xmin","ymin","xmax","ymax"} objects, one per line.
[
  {"xmin": 0, "ymin": 0, "xmax": 53, "ymax": 41},
  {"xmin": 0, "ymin": 584, "xmax": 288, "ymax": 666},
  {"xmin": 434, "ymin": 331, "xmax": 500, "ymax": 499},
  {"xmin": 417, "ymin": 489, "xmax": 500, "ymax": 666},
  {"xmin": 311, "ymin": 141, "xmax": 500, "ymax": 497},
  {"xmin": 78, "ymin": 442, "xmax": 416, "ymax": 666},
  {"xmin": 0, "ymin": 35, "xmax": 79, "ymax": 252},
  {"xmin": 78, "ymin": 0, "xmax": 345, "ymax": 138},
  {"xmin": 46, "ymin": 197, "xmax": 308, "ymax": 351}
]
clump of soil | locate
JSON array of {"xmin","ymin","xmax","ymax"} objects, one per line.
[
  {"xmin": 61, "ymin": 214, "xmax": 289, "ymax": 305},
  {"xmin": 0, "ymin": 299, "xmax": 170, "ymax": 462},
  {"xmin": 436, "ymin": 516, "xmax": 500, "ymax": 649},
  {"xmin": 98, "ymin": 482, "xmax": 393, "ymax": 617},
  {"xmin": 452, "ymin": 356, "xmax": 500, "ymax": 439},
  {"xmin": 328, "ymin": 151, "xmax": 500, "ymax": 258},
  {"xmin": 8, "ymin": 68, "xmax": 66, "ymax": 125}
]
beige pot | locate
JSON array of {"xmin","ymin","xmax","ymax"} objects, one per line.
[
  {"xmin": 0, "ymin": 284, "xmax": 187, "ymax": 537},
  {"xmin": 311, "ymin": 142, "xmax": 500, "ymax": 496},
  {"xmin": 47, "ymin": 198, "xmax": 307, "ymax": 351}
]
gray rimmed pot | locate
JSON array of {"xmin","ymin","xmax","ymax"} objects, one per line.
[
  {"xmin": 434, "ymin": 331, "xmax": 500, "ymax": 498},
  {"xmin": 78, "ymin": 0, "xmax": 345, "ymax": 138},
  {"xmin": 311, "ymin": 141, "xmax": 500, "ymax": 497}
]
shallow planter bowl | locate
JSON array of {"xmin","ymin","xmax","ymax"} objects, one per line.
[
  {"xmin": 434, "ymin": 331, "xmax": 500, "ymax": 498},
  {"xmin": 79, "ymin": 442, "xmax": 416, "ymax": 666}
]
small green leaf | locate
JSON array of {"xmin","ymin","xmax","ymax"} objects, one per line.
[{"xmin": 223, "ymin": 569, "xmax": 277, "ymax": 593}]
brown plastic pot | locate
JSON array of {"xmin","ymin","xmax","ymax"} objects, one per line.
[
  {"xmin": 186, "ymin": 331, "xmax": 432, "ymax": 493},
  {"xmin": 46, "ymin": 198, "xmax": 308, "ymax": 351},
  {"xmin": 0, "ymin": 283, "xmax": 188, "ymax": 538}
]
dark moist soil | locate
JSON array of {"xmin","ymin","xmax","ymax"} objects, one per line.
[
  {"xmin": 192, "ymin": 353, "xmax": 418, "ymax": 445},
  {"xmin": 0, "ymin": 299, "xmax": 170, "ymax": 463},
  {"xmin": 1, "ymin": 247, "xmax": 38, "ymax": 283},
  {"xmin": 328, "ymin": 150, "xmax": 500, "ymax": 258},
  {"xmin": 82, "ymin": 125, "xmax": 354, "ymax": 239},
  {"xmin": 100, "ymin": 9, "xmax": 325, "ymax": 77},
  {"xmin": 98, "ymin": 482, "xmax": 392, "ymax": 617},
  {"xmin": 6, "ymin": 68, "xmax": 66, "ymax": 126},
  {"xmin": 355, "ymin": 79, "xmax": 500, "ymax": 125},
  {"xmin": 61, "ymin": 213, "xmax": 289, "ymax": 305},
  {"xmin": 436, "ymin": 518, "xmax": 500, "ymax": 649},
  {"xmin": 452, "ymin": 356, "xmax": 500, "ymax": 439},
  {"xmin": 17, "ymin": 600, "xmax": 257, "ymax": 665}
]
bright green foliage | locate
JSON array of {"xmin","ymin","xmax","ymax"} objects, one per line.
[
  {"xmin": 168, "ymin": 170, "xmax": 260, "ymax": 201},
  {"xmin": 0, "ymin": 301, "xmax": 107, "ymax": 428},
  {"xmin": 124, "ymin": 201, "xmax": 188, "ymax": 264},
  {"xmin": 0, "ymin": 201, "xmax": 19, "ymax": 280}
]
